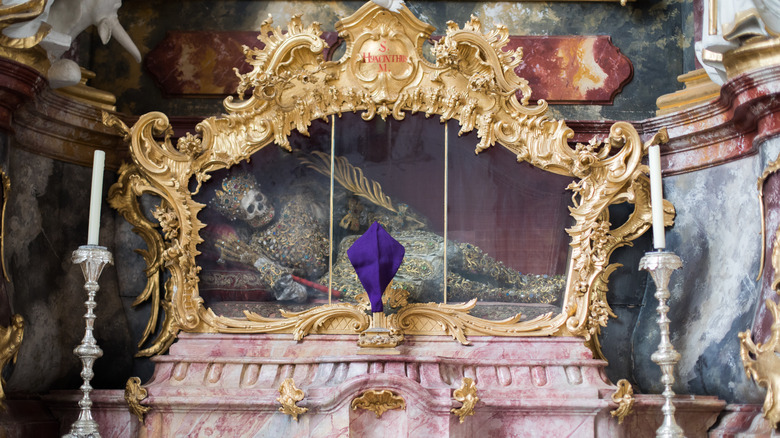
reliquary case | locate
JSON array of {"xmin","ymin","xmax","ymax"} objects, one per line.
[{"xmin": 107, "ymin": 2, "xmax": 673, "ymax": 358}]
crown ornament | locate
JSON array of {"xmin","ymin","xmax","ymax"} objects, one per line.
[{"xmin": 210, "ymin": 172, "xmax": 262, "ymax": 221}]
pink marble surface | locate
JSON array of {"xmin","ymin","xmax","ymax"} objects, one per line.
[
  {"xmin": 607, "ymin": 394, "xmax": 726, "ymax": 438},
  {"xmin": 709, "ymin": 404, "xmax": 779, "ymax": 437},
  {"xmin": 115, "ymin": 334, "xmax": 727, "ymax": 437},
  {"xmin": 43, "ymin": 390, "xmax": 140, "ymax": 438}
]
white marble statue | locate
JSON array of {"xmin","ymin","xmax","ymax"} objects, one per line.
[
  {"xmin": 698, "ymin": 0, "xmax": 780, "ymax": 84},
  {"xmin": 3, "ymin": 0, "xmax": 141, "ymax": 88}
]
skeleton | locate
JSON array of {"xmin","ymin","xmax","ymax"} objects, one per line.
[
  {"xmin": 211, "ymin": 173, "xmax": 328, "ymax": 302},
  {"xmin": 209, "ymin": 164, "xmax": 568, "ymax": 306}
]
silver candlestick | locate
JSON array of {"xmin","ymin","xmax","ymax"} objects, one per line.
[
  {"xmin": 639, "ymin": 250, "xmax": 684, "ymax": 438},
  {"xmin": 64, "ymin": 245, "xmax": 113, "ymax": 438}
]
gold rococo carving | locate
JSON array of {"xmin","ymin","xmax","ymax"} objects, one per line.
[
  {"xmin": 277, "ymin": 378, "xmax": 308, "ymax": 421},
  {"xmin": 609, "ymin": 378, "xmax": 635, "ymax": 424},
  {"xmin": 0, "ymin": 314, "xmax": 23, "ymax": 410},
  {"xmin": 351, "ymin": 389, "xmax": 406, "ymax": 418},
  {"xmin": 124, "ymin": 376, "xmax": 150, "ymax": 423},
  {"xmin": 451, "ymin": 377, "xmax": 479, "ymax": 423},
  {"xmin": 109, "ymin": 2, "xmax": 672, "ymax": 358},
  {"xmin": 740, "ymin": 299, "xmax": 780, "ymax": 428}
]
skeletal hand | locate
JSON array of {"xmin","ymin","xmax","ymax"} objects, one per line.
[
  {"xmin": 215, "ymin": 234, "xmax": 260, "ymax": 265},
  {"xmin": 273, "ymin": 274, "xmax": 308, "ymax": 303}
]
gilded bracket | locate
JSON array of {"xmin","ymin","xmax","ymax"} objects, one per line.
[
  {"xmin": 451, "ymin": 377, "xmax": 479, "ymax": 423},
  {"xmin": 124, "ymin": 376, "xmax": 150, "ymax": 423},
  {"xmin": 277, "ymin": 378, "xmax": 308, "ymax": 421},
  {"xmin": 609, "ymin": 379, "xmax": 635, "ymax": 424},
  {"xmin": 0, "ymin": 314, "xmax": 23, "ymax": 410},
  {"xmin": 351, "ymin": 389, "xmax": 406, "ymax": 418},
  {"xmin": 739, "ymin": 299, "xmax": 780, "ymax": 427}
]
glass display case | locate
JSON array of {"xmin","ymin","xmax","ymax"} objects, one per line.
[{"xmin": 108, "ymin": 2, "xmax": 667, "ymax": 358}]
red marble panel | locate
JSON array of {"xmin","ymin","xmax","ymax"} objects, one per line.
[
  {"xmin": 511, "ymin": 35, "xmax": 633, "ymax": 105},
  {"xmin": 0, "ymin": 58, "xmax": 46, "ymax": 132},
  {"xmin": 145, "ymin": 31, "xmax": 340, "ymax": 98},
  {"xmin": 145, "ymin": 31, "xmax": 632, "ymax": 104}
]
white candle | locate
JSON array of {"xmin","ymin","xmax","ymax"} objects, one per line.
[
  {"xmin": 648, "ymin": 144, "xmax": 666, "ymax": 249},
  {"xmin": 87, "ymin": 150, "xmax": 106, "ymax": 246}
]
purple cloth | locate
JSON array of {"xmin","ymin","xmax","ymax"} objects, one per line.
[{"xmin": 347, "ymin": 222, "xmax": 405, "ymax": 313}]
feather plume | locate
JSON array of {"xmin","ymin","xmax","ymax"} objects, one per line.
[{"xmin": 300, "ymin": 151, "xmax": 397, "ymax": 213}]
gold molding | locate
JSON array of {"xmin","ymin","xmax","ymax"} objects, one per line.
[
  {"xmin": 0, "ymin": 314, "xmax": 23, "ymax": 410},
  {"xmin": 609, "ymin": 379, "xmax": 634, "ymax": 424},
  {"xmin": 351, "ymin": 389, "xmax": 406, "ymax": 418},
  {"xmin": 124, "ymin": 376, "xmax": 150, "ymax": 423},
  {"xmin": 655, "ymin": 69, "xmax": 720, "ymax": 116},
  {"xmin": 109, "ymin": 3, "xmax": 671, "ymax": 357},
  {"xmin": 0, "ymin": 0, "xmax": 49, "ymax": 73},
  {"xmin": 0, "ymin": 167, "xmax": 9, "ymax": 282},
  {"xmin": 451, "ymin": 377, "xmax": 479, "ymax": 423},
  {"xmin": 724, "ymin": 37, "xmax": 780, "ymax": 80},
  {"xmin": 740, "ymin": 299, "xmax": 780, "ymax": 428},
  {"xmin": 277, "ymin": 378, "xmax": 308, "ymax": 421}
]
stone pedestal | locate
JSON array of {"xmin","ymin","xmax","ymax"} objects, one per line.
[{"xmin": 123, "ymin": 333, "xmax": 725, "ymax": 437}]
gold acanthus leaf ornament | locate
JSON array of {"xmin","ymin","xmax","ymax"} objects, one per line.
[
  {"xmin": 124, "ymin": 376, "xmax": 150, "ymax": 423},
  {"xmin": 610, "ymin": 379, "xmax": 635, "ymax": 424},
  {"xmin": 0, "ymin": 314, "xmax": 23, "ymax": 410},
  {"xmin": 277, "ymin": 378, "xmax": 308, "ymax": 421},
  {"xmin": 740, "ymin": 299, "xmax": 780, "ymax": 427},
  {"xmin": 109, "ymin": 3, "xmax": 672, "ymax": 359},
  {"xmin": 351, "ymin": 389, "xmax": 406, "ymax": 418},
  {"xmin": 451, "ymin": 377, "xmax": 479, "ymax": 423}
]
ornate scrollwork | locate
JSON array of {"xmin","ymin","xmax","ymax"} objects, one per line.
[
  {"xmin": 740, "ymin": 299, "xmax": 780, "ymax": 427},
  {"xmin": 0, "ymin": 314, "xmax": 23, "ymax": 410},
  {"xmin": 610, "ymin": 379, "xmax": 635, "ymax": 424},
  {"xmin": 124, "ymin": 376, "xmax": 150, "ymax": 423},
  {"xmin": 277, "ymin": 378, "xmax": 308, "ymax": 421},
  {"xmin": 351, "ymin": 389, "xmax": 406, "ymax": 418},
  {"xmin": 451, "ymin": 377, "xmax": 479, "ymax": 423},
  {"xmin": 109, "ymin": 2, "xmax": 671, "ymax": 357}
]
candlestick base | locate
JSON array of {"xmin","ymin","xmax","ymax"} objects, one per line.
[
  {"xmin": 64, "ymin": 245, "xmax": 112, "ymax": 438},
  {"xmin": 639, "ymin": 250, "xmax": 685, "ymax": 438}
]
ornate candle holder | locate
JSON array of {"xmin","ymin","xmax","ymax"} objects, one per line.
[
  {"xmin": 639, "ymin": 250, "xmax": 684, "ymax": 438},
  {"xmin": 64, "ymin": 245, "xmax": 113, "ymax": 438}
]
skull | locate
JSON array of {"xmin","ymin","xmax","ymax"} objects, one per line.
[{"xmin": 238, "ymin": 188, "xmax": 275, "ymax": 228}]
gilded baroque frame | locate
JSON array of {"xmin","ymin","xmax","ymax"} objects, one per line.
[{"xmin": 108, "ymin": 3, "xmax": 673, "ymax": 357}]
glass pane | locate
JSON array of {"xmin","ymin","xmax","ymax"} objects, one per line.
[
  {"xmin": 195, "ymin": 131, "xmax": 332, "ymax": 317},
  {"xmin": 329, "ymin": 112, "xmax": 447, "ymax": 305},
  {"xmin": 446, "ymin": 126, "xmax": 572, "ymax": 320}
]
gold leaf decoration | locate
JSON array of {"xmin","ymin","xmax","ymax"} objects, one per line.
[
  {"xmin": 0, "ymin": 314, "xmax": 23, "ymax": 411},
  {"xmin": 351, "ymin": 389, "xmax": 406, "ymax": 418},
  {"xmin": 740, "ymin": 299, "xmax": 780, "ymax": 427},
  {"xmin": 609, "ymin": 379, "xmax": 634, "ymax": 424},
  {"xmin": 451, "ymin": 377, "xmax": 479, "ymax": 423},
  {"xmin": 277, "ymin": 378, "xmax": 308, "ymax": 421},
  {"xmin": 124, "ymin": 376, "xmax": 150, "ymax": 423}
]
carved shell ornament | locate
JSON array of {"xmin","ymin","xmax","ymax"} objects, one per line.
[{"xmin": 108, "ymin": 2, "xmax": 673, "ymax": 358}]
